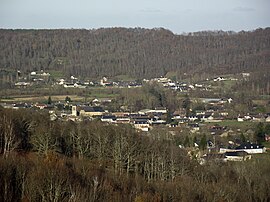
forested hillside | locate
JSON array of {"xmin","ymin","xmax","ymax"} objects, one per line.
[
  {"xmin": 0, "ymin": 27, "xmax": 269, "ymax": 79},
  {"xmin": 1, "ymin": 108, "xmax": 270, "ymax": 201}
]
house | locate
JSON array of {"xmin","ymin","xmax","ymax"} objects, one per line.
[
  {"xmin": 209, "ymin": 125, "xmax": 226, "ymax": 135},
  {"xmin": 70, "ymin": 75, "xmax": 78, "ymax": 80},
  {"xmin": 30, "ymin": 71, "xmax": 37, "ymax": 76},
  {"xmin": 188, "ymin": 116, "xmax": 198, "ymax": 122},
  {"xmin": 134, "ymin": 119, "xmax": 150, "ymax": 132},
  {"xmin": 40, "ymin": 71, "xmax": 50, "ymax": 76},
  {"xmin": 224, "ymin": 151, "xmax": 251, "ymax": 161},
  {"xmin": 15, "ymin": 82, "xmax": 31, "ymax": 87},
  {"xmin": 112, "ymin": 112, "xmax": 130, "ymax": 117},
  {"xmin": 73, "ymin": 83, "xmax": 86, "ymax": 89},
  {"xmin": 130, "ymin": 114, "xmax": 149, "ymax": 120},
  {"xmin": 0, "ymin": 103, "xmax": 14, "ymax": 109},
  {"xmin": 127, "ymin": 82, "xmax": 142, "ymax": 88},
  {"xmin": 265, "ymin": 135, "xmax": 270, "ymax": 142},
  {"xmin": 153, "ymin": 107, "xmax": 167, "ymax": 114},
  {"xmin": 235, "ymin": 143, "xmax": 266, "ymax": 154},
  {"xmin": 237, "ymin": 117, "xmax": 244, "ymax": 122},
  {"xmin": 139, "ymin": 108, "xmax": 167, "ymax": 115},
  {"xmin": 200, "ymin": 153, "xmax": 226, "ymax": 165},
  {"xmin": 252, "ymin": 115, "xmax": 265, "ymax": 122},
  {"xmin": 13, "ymin": 103, "xmax": 30, "ymax": 109},
  {"xmin": 169, "ymin": 123, "xmax": 179, "ymax": 128},
  {"xmin": 43, "ymin": 104, "xmax": 54, "ymax": 110},
  {"xmin": 200, "ymin": 151, "xmax": 251, "ymax": 164},
  {"xmin": 138, "ymin": 109, "xmax": 152, "ymax": 115},
  {"xmin": 64, "ymin": 83, "xmax": 75, "ymax": 88},
  {"xmin": 80, "ymin": 106, "xmax": 105, "ymax": 117},
  {"xmin": 172, "ymin": 109, "xmax": 186, "ymax": 119},
  {"xmin": 152, "ymin": 77, "xmax": 171, "ymax": 84},
  {"xmin": 58, "ymin": 79, "xmax": 65, "ymax": 85},
  {"xmin": 220, "ymin": 143, "xmax": 266, "ymax": 154},
  {"xmin": 115, "ymin": 117, "xmax": 131, "ymax": 124},
  {"xmin": 242, "ymin": 73, "xmax": 250, "ymax": 77},
  {"xmin": 195, "ymin": 110, "xmax": 205, "ymax": 116},
  {"xmin": 100, "ymin": 77, "xmax": 113, "ymax": 87},
  {"xmin": 244, "ymin": 115, "xmax": 252, "ymax": 120},
  {"xmin": 195, "ymin": 84, "xmax": 203, "ymax": 88},
  {"xmin": 150, "ymin": 119, "xmax": 167, "ymax": 125},
  {"xmin": 92, "ymin": 98, "xmax": 112, "ymax": 106},
  {"xmin": 64, "ymin": 83, "xmax": 86, "ymax": 88},
  {"xmin": 101, "ymin": 115, "xmax": 116, "ymax": 123},
  {"xmin": 188, "ymin": 123, "xmax": 200, "ymax": 132},
  {"xmin": 72, "ymin": 106, "xmax": 79, "ymax": 116},
  {"xmin": 50, "ymin": 113, "xmax": 58, "ymax": 121},
  {"xmin": 227, "ymin": 98, "xmax": 233, "ymax": 103},
  {"xmin": 219, "ymin": 111, "xmax": 229, "ymax": 117},
  {"xmin": 35, "ymin": 103, "xmax": 47, "ymax": 109},
  {"xmin": 200, "ymin": 114, "xmax": 214, "ymax": 122},
  {"xmin": 201, "ymin": 98, "xmax": 222, "ymax": 104},
  {"xmin": 213, "ymin": 77, "xmax": 226, "ymax": 82},
  {"xmin": 178, "ymin": 118, "xmax": 189, "ymax": 124}
]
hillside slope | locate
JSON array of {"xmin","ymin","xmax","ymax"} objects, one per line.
[{"xmin": 0, "ymin": 27, "xmax": 269, "ymax": 79}]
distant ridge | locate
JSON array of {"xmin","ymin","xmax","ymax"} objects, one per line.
[{"xmin": 0, "ymin": 27, "xmax": 269, "ymax": 79}]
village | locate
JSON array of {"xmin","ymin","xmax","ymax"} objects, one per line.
[{"xmin": 1, "ymin": 70, "xmax": 270, "ymax": 164}]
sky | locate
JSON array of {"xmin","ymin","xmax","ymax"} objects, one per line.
[{"xmin": 0, "ymin": 0, "xmax": 269, "ymax": 34}]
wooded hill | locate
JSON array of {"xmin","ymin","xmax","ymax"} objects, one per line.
[
  {"xmin": 0, "ymin": 27, "xmax": 270, "ymax": 79},
  {"xmin": 1, "ymin": 107, "xmax": 270, "ymax": 201}
]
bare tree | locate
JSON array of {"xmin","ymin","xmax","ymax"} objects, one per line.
[
  {"xmin": 0, "ymin": 113, "xmax": 19, "ymax": 157},
  {"xmin": 31, "ymin": 123, "xmax": 56, "ymax": 155}
]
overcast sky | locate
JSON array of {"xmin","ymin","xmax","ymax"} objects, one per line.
[{"xmin": 0, "ymin": 0, "xmax": 269, "ymax": 33}]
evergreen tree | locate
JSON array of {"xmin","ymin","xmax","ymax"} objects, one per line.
[
  {"xmin": 240, "ymin": 133, "xmax": 246, "ymax": 143},
  {"xmin": 184, "ymin": 136, "xmax": 190, "ymax": 147},
  {"xmin": 48, "ymin": 96, "xmax": 52, "ymax": 105},
  {"xmin": 254, "ymin": 123, "xmax": 265, "ymax": 144},
  {"xmin": 65, "ymin": 96, "xmax": 72, "ymax": 103},
  {"xmin": 199, "ymin": 134, "xmax": 207, "ymax": 150},
  {"xmin": 182, "ymin": 94, "xmax": 191, "ymax": 117}
]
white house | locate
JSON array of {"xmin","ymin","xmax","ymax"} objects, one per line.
[
  {"xmin": 237, "ymin": 117, "xmax": 244, "ymax": 122},
  {"xmin": 134, "ymin": 119, "xmax": 150, "ymax": 132},
  {"xmin": 220, "ymin": 143, "xmax": 266, "ymax": 154},
  {"xmin": 101, "ymin": 115, "xmax": 116, "ymax": 123},
  {"xmin": 224, "ymin": 151, "xmax": 251, "ymax": 161}
]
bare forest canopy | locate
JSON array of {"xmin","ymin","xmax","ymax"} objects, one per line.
[
  {"xmin": 0, "ymin": 27, "xmax": 270, "ymax": 79},
  {"xmin": 1, "ymin": 108, "xmax": 270, "ymax": 201}
]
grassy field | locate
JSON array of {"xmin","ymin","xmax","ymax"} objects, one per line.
[
  {"xmin": 0, "ymin": 87, "xmax": 121, "ymax": 103},
  {"xmin": 204, "ymin": 120, "xmax": 258, "ymax": 131},
  {"xmin": 0, "ymin": 94, "xmax": 118, "ymax": 103},
  {"xmin": 262, "ymin": 141, "xmax": 270, "ymax": 149},
  {"xmin": 252, "ymin": 151, "xmax": 270, "ymax": 162},
  {"xmin": 48, "ymin": 70, "xmax": 65, "ymax": 79},
  {"xmin": 218, "ymin": 120, "xmax": 256, "ymax": 127},
  {"xmin": 0, "ymin": 95, "xmax": 86, "ymax": 103},
  {"xmin": 206, "ymin": 79, "xmax": 237, "ymax": 92}
]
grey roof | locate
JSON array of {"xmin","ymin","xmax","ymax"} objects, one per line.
[
  {"xmin": 81, "ymin": 106, "xmax": 104, "ymax": 112},
  {"xmin": 134, "ymin": 119, "xmax": 148, "ymax": 124},
  {"xmin": 236, "ymin": 143, "xmax": 264, "ymax": 149},
  {"xmin": 225, "ymin": 151, "xmax": 248, "ymax": 157}
]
